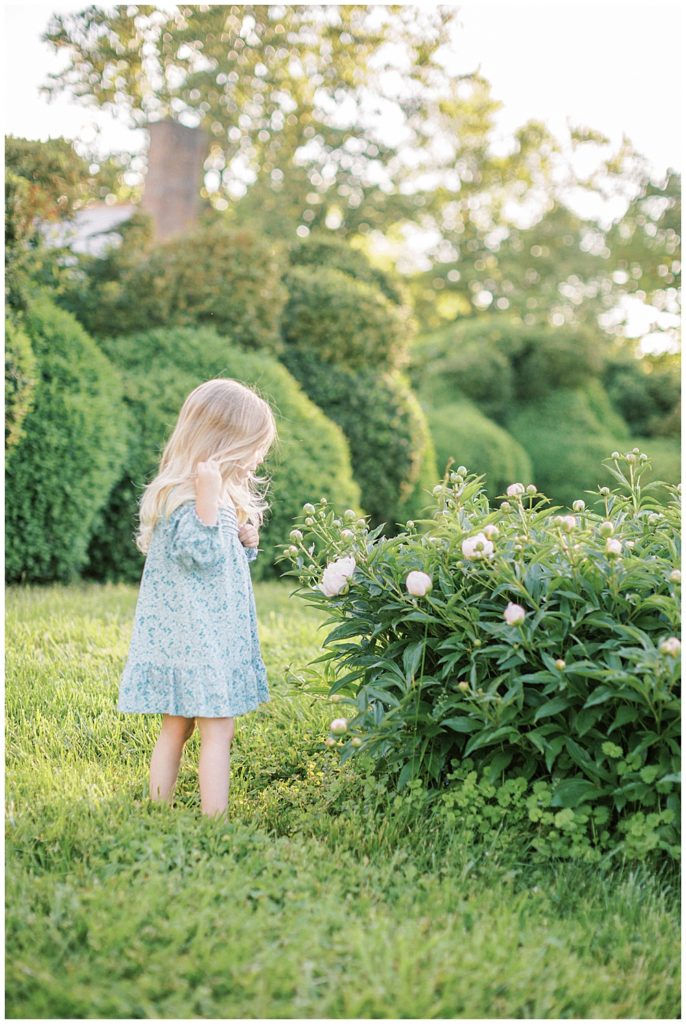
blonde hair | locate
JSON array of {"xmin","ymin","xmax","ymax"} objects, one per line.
[{"xmin": 135, "ymin": 378, "xmax": 278, "ymax": 555}]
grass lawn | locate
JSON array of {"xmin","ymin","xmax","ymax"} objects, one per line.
[{"xmin": 5, "ymin": 579, "xmax": 680, "ymax": 1018}]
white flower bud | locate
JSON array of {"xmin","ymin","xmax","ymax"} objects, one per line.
[
  {"xmin": 504, "ymin": 602, "xmax": 526, "ymax": 625},
  {"xmin": 572, "ymin": 500, "xmax": 585, "ymax": 512}
]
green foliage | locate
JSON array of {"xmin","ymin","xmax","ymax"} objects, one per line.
[
  {"xmin": 288, "ymin": 232, "xmax": 407, "ymax": 306},
  {"xmin": 5, "ymin": 135, "xmax": 92, "ymax": 239},
  {"xmin": 278, "ymin": 450, "xmax": 681, "ymax": 862},
  {"xmin": 603, "ymin": 350, "xmax": 680, "ymax": 438},
  {"xmin": 505, "ymin": 383, "xmax": 654, "ymax": 510},
  {"xmin": 424, "ymin": 397, "xmax": 534, "ymax": 500},
  {"xmin": 5, "ymin": 317, "xmax": 38, "ymax": 451},
  {"xmin": 412, "ymin": 315, "xmax": 606, "ymax": 423},
  {"xmin": 5, "ymin": 294, "xmax": 129, "ymax": 583},
  {"xmin": 281, "ymin": 348, "xmax": 431, "ymax": 531},
  {"xmin": 86, "ymin": 326, "xmax": 360, "ymax": 583},
  {"xmin": 281, "ymin": 265, "xmax": 411, "ymax": 370},
  {"xmin": 41, "ymin": 6, "xmax": 462, "ymax": 239},
  {"xmin": 59, "ymin": 218, "xmax": 287, "ymax": 351}
]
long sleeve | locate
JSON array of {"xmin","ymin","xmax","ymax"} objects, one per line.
[
  {"xmin": 244, "ymin": 546, "xmax": 259, "ymax": 563},
  {"xmin": 167, "ymin": 502, "xmax": 226, "ymax": 572}
]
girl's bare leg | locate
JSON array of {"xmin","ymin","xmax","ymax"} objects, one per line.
[
  {"xmin": 196, "ymin": 716, "xmax": 235, "ymax": 818},
  {"xmin": 149, "ymin": 714, "xmax": 196, "ymax": 803}
]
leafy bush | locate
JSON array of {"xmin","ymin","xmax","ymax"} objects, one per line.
[
  {"xmin": 281, "ymin": 265, "xmax": 412, "ymax": 370},
  {"xmin": 424, "ymin": 396, "xmax": 533, "ymax": 501},
  {"xmin": 288, "ymin": 232, "xmax": 408, "ymax": 307},
  {"xmin": 5, "ymin": 294, "xmax": 129, "ymax": 583},
  {"xmin": 278, "ymin": 449, "xmax": 681, "ymax": 862},
  {"xmin": 411, "ymin": 316, "xmax": 606, "ymax": 423},
  {"xmin": 60, "ymin": 218, "xmax": 287, "ymax": 352},
  {"xmin": 5, "ymin": 317, "xmax": 38, "ymax": 451},
  {"xmin": 505, "ymin": 382, "xmax": 635, "ymax": 509},
  {"xmin": 281, "ymin": 348, "xmax": 434, "ymax": 531},
  {"xmin": 86, "ymin": 326, "xmax": 361, "ymax": 583},
  {"xmin": 603, "ymin": 351, "xmax": 680, "ymax": 438}
]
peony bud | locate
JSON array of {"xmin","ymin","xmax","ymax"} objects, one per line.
[
  {"xmin": 611, "ymin": 451, "xmax": 620, "ymax": 460},
  {"xmin": 324, "ymin": 737, "xmax": 336, "ymax": 747},
  {"xmin": 501, "ymin": 501, "xmax": 512, "ymax": 511},
  {"xmin": 330, "ymin": 718, "xmax": 348, "ymax": 734},
  {"xmin": 483, "ymin": 523, "xmax": 499, "ymax": 539},
  {"xmin": 507, "ymin": 483, "xmax": 525, "ymax": 497},
  {"xmin": 599, "ymin": 521, "xmax": 614, "ymax": 536},
  {"xmin": 341, "ymin": 529, "xmax": 354, "ymax": 539},
  {"xmin": 572, "ymin": 500, "xmax": 585, "ymax": 512},
  {"xmin": 526, "ymin": 484, "xmax": 537, "ymax": 494},
  {"xmin": 659, "ymin": 637, "xmax": 681, "ymax": 657},
  {"xmin": 406, "ymin": 570, "xmax": 433, "ymax": 597},
  {"xmin": 303, "ymin": 503, "xmax": 315, "ymax": 515},
  {"xmin": 290, "ymin": 529, "xmax": 303, "ymax": 541},
  {"xmin": 605, "ymin": 538, "xmax": 622, "ymax": 557},
  {"xmin": 504, "ymin": 602, "xmax": 526, "ymax": 625},
  {"xmin": 351, "ymin": 737, "xmax": 363, "ymax": 748},
  {"xmin": 457, "ymin": 680, "xmax": 470, "ymax": 691},
  {"xmin": 305, "ymin": 517, "xmax": 314, "ymax": 526},
  {"xmin": 554, "ymin": 659, "xmax": 566, "ymax": 671},
  {"xmin": 670, "ymin": 569, "xmax": 681, "ymax": 583}
]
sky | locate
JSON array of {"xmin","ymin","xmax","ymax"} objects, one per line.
[
  {"xmin": 3, "ymin": 0, "xmax": 681, "ymax": 177},
  {"xmin": 2, "ymin": 0, "xmax": 682, "ymax": 350}
]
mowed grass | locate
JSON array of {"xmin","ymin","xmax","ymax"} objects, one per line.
[{"xmin": 6, "ymin": 580, "xmax": 681, "ymax": 1019}]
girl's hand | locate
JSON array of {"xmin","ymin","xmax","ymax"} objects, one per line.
[
  {"xmin": 238, "ymin": 523, "xmax": 259, "ymax": 548},
  {"xmin": 195, "ymin": 459, "xmax": 223, "ymax": 502}
]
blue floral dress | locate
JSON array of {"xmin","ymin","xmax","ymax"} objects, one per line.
[{"xmin": 118, "ymin": 498, "xmax": 270, "ymax": 718}]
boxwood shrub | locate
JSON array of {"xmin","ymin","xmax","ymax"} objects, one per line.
[
  {"xmin": 85, "ymin": 326, "xmax": 361, "ymax": 583},
  {"xmin": 60, "ymin": 217, "xmax": 287, "ymax": 353},
  {"xmin": 5, "ymin": 293, "xmax": 129, "ymax": 582},
  {"xmin": 281, "ymin": 348, "xmax": 434, "ymax": 532}
]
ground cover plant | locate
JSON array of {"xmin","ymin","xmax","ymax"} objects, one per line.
[
  {"xmin": 278, "ymin": 449, "xmax": 681, "ymax": 863},
  {"xmin": 5, "ymin": 579, "xmax": 680, "ymax": 1017}
]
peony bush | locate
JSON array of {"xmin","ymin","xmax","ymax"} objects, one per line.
[{"xmin": 277, "ymin": 449, "xmax": 681, "ymax": 861}]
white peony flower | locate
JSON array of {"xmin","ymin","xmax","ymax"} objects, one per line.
[
  {"xmin": 405, "ymin": 570, "xmax": 433, "ymax": 597},
  {"xmin": 319, "ymin": 556, "xmax": 356, "ymax": 596},
  {"xmin": 462, "ymin": 532, "xmax": 495, "ymax": 561},
  {"xmin": 605, "ymin": 538, "xmax": 622, "ymax": 557},
  {"xmin": 504, "ymin": 602, "xmax": 526, "ymax": 625}
]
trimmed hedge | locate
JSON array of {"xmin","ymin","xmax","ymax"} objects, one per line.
[
  {"xmin": 411, "ymin": 315, "xmax": 606, "ymax": 424},
  {"xmin": 423, "ymin": 396, "xmax": 534, "ymax": 502},
  {"xmin": 281, "ymin": 348, "xmax": 434, "ymax": 531},
  {"xmin": 85, "ymin": 326, "xmax": 361, "ymax": 583},
  {"xmin": 288, "ymin": 232, "xmax": 408, "ymax": 307},
  {"xmin": 5, "ymin": 317, "xmax": 38, "ymax": 452},
  {"xmin": 5, "ymin": 294, "xmax": 129, "ymax": 583},
  {"xmin": 603, "ymin": 351, "xmax": 680, "ymax": 439},
  {"xmin": 281, "ymin": 266, "xmax": 412, "ymax": 371},
  {"xmin": 60, "ymin": 218, "xmax": 287, "ymax": 353},
  {"xmin": 505, "ymin": 382, "xmax": 642, "ymax": 510}
]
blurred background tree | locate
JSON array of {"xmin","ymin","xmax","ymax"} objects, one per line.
[{"xmin": 4, "ymin": 4, "xmax": 680, "ymax": 583}]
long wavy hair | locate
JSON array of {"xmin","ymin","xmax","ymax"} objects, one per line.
[{"xmin": 135, "ymin": 378, "xmax": 278, "ymax": 555}]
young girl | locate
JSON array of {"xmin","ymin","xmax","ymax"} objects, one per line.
[{"xmin": 118, "ymin": 378, "xmax": 278, "ymax": 818}]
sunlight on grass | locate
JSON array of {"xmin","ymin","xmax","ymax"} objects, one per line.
[{"xmin": 5, "ymin": 580, "xmax": 680, "ymax": 1018}]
